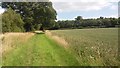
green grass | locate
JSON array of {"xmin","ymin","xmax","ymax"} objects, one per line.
[
  {"xmin": 2, "ymin": 34, "xmax": 79, "ymax": 66},
  {"xmin": 51, "ymin": 28, "xmax": 119, "ymax": 66}
]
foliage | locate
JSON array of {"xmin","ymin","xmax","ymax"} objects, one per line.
[
  {"xmin": 2, "ymin": 8, "xmax": 24, "ymax": 32},
  {"xmin": 2, "ymin": 2, "xmax": 57, "ymax": 32},
  {"xmin": 57, "ymin": 16, "xmax": 119, "ymax": 29}
]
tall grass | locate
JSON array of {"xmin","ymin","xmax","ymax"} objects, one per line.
[{"xmin": 51, "ymin": 28, "xmax": 119, "ymax": 66}]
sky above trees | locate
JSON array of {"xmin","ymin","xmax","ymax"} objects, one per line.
[
  {"xmin": 0, "ymin": 0, "xmax": 119, "ymax": 20},
  {"xmin": 51, "ymin": 0, "xmax": 118, "ymax": 20}
]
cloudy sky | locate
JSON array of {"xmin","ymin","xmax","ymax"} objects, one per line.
[
  {"xmin": 0, "ymin": 0, "xmax": 119, "ymax": 20},
  {"xmin": 51, "ymin": 0, "xmax": 119, "ymax": 20}
]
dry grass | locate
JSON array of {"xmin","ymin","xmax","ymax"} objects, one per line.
[
  {"xmin": 0, "ymin": 34, "xmax": 3, "ymax": 64},
  {"xmin": 45, "ymin": 30, "xmax": 68, "ymax": 49},
  {"xmin": 1, "ymin": 32, "xmax": 34, "ymax": 54}
]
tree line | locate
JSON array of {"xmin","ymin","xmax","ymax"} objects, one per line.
[{"xmin": 54, "ymin": 16, "xmax": 119, "ymax": 29}]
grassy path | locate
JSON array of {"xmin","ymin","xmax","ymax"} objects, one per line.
[{"xmin": 2, "ymin": 34, "xmax": 79, "ymax": 66}]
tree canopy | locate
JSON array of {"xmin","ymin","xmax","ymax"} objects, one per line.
[{"xmin": 2, "ymin": 1, "xmax": 57, "ymax": 32}]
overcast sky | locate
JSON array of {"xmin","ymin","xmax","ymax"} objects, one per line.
[{"xmin": 0, "ymin": 0, "xmax": 119, "ymax": 20}]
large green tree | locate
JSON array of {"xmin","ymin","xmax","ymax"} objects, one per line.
[{"xmin": 2, "ymin": 1, "xmax": 57, "ymax": 31}]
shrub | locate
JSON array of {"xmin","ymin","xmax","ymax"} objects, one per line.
[{"xmin": 2, "ymin": 8, "xmax": 24, "ymax": 32}]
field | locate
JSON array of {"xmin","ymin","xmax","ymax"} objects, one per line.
[
  {"xmin": 1, "ymin": 28, "xmax": 119, "ymax": 66},
  {"xmin": 51, "ymin": 28, "xmax": 119, "ymax": 66}
]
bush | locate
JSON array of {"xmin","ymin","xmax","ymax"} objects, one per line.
[{"xmin": 2, "ymin": 8, "xmax": 24, "ymax": 32}]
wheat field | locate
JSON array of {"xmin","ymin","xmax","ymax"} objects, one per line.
[{"xmin": 51, "ymin": 28, "xmax": 119, "ymax": 66}]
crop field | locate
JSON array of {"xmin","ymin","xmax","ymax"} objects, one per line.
[
  {"xmin": 1, "ymin": 28, "xmax": 119, "ymax": 66},
  {"xmin": 51, "ymin": 28, "xmax": 119, "ymax": 66}
]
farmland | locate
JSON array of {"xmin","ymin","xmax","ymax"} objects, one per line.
[
  {"xmin": 51, "ymin": 28, "xmax": 119, "ymax": 66},
  {"xmin": 1, "ymin": 28, "xmax": 119, "ymax": 66}
]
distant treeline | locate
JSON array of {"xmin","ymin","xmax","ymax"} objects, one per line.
[{"xmin": 53, "ymin": 16, "xmax": 120, "ymax": 30}]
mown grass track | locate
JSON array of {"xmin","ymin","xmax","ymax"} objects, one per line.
[{"xmin": 2, "ymin": 34, "xmax": 79, "ymax": 66}]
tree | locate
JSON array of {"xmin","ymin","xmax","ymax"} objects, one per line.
[
  {"xmin": 100, "ymin": 16, "xmax": 104, "ymax": 19},
  {"xmin": 2, "ymin": 8, "xmax": 24, "ymax": 32},
  {"xmin": 74, "ymin": 16, "xmax": 83, "ymax": 28},
  {"xmin": 2, "ymin": 2, "xmax": 57, "ymax": 32},
  {"xmin": 110, "ymin": 18, "xmax": 118, "ymax": 27},
  {"xmin": 118, "ymin": 17, "xmax": 120, "ymax": 25},
  {"xmin": 75, "ymin": 16, "xmax": 83, "ymax": 21}
]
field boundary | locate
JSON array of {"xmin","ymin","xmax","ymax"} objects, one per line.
[{"xmin": 45, "ymin": 30, "xmax": 69, "ymax": 49}]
